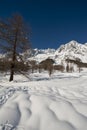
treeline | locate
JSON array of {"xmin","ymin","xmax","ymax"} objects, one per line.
[
  {"xmin": 0, "ymin": 57, "xmax": 87, "ymax": 76},
  {"xmin": 0, "ymin": 58, "xmax": 63, "ymax": 76},
  {"xmin": 29, "ymin": 58, "xmax": 87, "ymax": 75},
  {"xmin": 66, "ymin": 58, "xmax": 87, "ymax": 72},
  {"xmin": 0, "ymin": 58, "xmax": 29, "ymax": 73}
]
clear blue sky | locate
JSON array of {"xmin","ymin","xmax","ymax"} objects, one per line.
[{"xmin": 0, "ymin": 0, "xmax": 87, "ymax": 49}]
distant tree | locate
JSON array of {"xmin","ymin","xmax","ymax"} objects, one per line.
[
  {"xmin": 29, "ymin": 60, "xmax": 37, "ymax": 73},
  {"xmin": 40, "ymin": 58, "xmax": 54, "ymax": 70},
  {"xmin": 54, "ymin": 65, "xmax": 64, "ymax": 72},
  {"xmin": 66, "ymin": 63, "xmax": 69, "ymax": 72},
  {"xmin": 69, "ymin": 63, "xmax": 74, "ymax": 72},
  {"xmin": 61, "ymin": 61, "xmax": 65, "ymax": 72},
  {"xmin": 69, "ymin": 65, "xmax": 74, "ymax": 72},
  {"xmin": 39, "ymin": 58, "xmax": 54, "ymax": 76},
  {"xmin": 38, "ymin": 64, "xmax": 42, "ymax": 73},
  {"xmin": 0, "ymin": 14, "xmax": 31, "ymax": 81},
  {"xmin": 47, "ymin": 64, "xmax": 53, "ymax": 76}
]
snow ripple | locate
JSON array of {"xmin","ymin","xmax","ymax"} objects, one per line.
[{"xmin": 0, "ymin": 73, "xmax": 87, "ymax": 130}]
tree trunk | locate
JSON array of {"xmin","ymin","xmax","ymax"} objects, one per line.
[
  {"xmin": 9, "ymin": 29, "xmax": 18, "ymax": 81},
  {"xmin": 9, "ymin": 62, "xmax": 15, "ymax": 81}
]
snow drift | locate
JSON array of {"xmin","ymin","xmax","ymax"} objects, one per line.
[{"xmin": 0, "ymin": 72, "xmax": 87, "ymax": 130}]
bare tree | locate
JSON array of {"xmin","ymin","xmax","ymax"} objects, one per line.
[{"xmin": 0, "ymin": 14, "xmax": 31, "ymax": 81}]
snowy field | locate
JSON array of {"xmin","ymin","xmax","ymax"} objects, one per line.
[{"xmin": 0, "ymin": 71, "xmax": 87, "ymax": 130}]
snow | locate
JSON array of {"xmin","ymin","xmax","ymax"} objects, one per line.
[
  {"xmin": 1, "ymin": 40, "xmax": 87, "ymax": 66},
  {"xmin": 27, "ymin": 40, "xmax": 87, "ymax": 65},
  {"xmin": 0, "ymin": 72, "xmax": 87, "ymax": 130}
]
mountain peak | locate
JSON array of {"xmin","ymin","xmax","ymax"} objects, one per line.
[
  {"xmin": 67, "ymin": 40, "xmax": 79, "ymax": 46},
  {"xmin": 68, "ymin": 40, "xmax": 78, "ymax": 43},
  {"xmin": 57, "ymin": 40, "xmax": 80, "ymax": 53}
]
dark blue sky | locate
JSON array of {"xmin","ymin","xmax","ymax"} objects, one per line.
[{"xmin": 0, "ymin": 0, "xmax": 87, "ymax": 49}]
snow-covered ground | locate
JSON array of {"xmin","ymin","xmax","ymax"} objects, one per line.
[{"xmin": 0, "ymin": 72, "xmax": 87, "ymax": 130}]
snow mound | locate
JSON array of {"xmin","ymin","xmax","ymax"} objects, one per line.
[
  {"xmin": 0, "ymin": 92, "xmax": 87, "ymax": 130},
  {"xmin": 0, "ymin": 72, "xmax": 87, "ymax": 130}
]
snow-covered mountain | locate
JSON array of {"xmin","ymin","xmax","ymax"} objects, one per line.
[
  {"xmin": 2, "ymin": 40, "xmax": 87, "ymax": 65},
  {"xmin": 55, "ymin": 40, "xmax": 87, "ymax": 63},
  {"xmin": 29, "ymin": 48, "xmax": 56, "ymax": 63},
  {"xmin": 28, "ymin": 40, "xmax": 87, "ymax": 64}
]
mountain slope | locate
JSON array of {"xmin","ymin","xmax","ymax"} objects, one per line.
[
  {"xmin": 55, "ymin": 40, "xmax": 87, "ymax": 63},
  {"xmin": 28, "ymin": 40, "xmax": 87, "ymax": 64}
]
